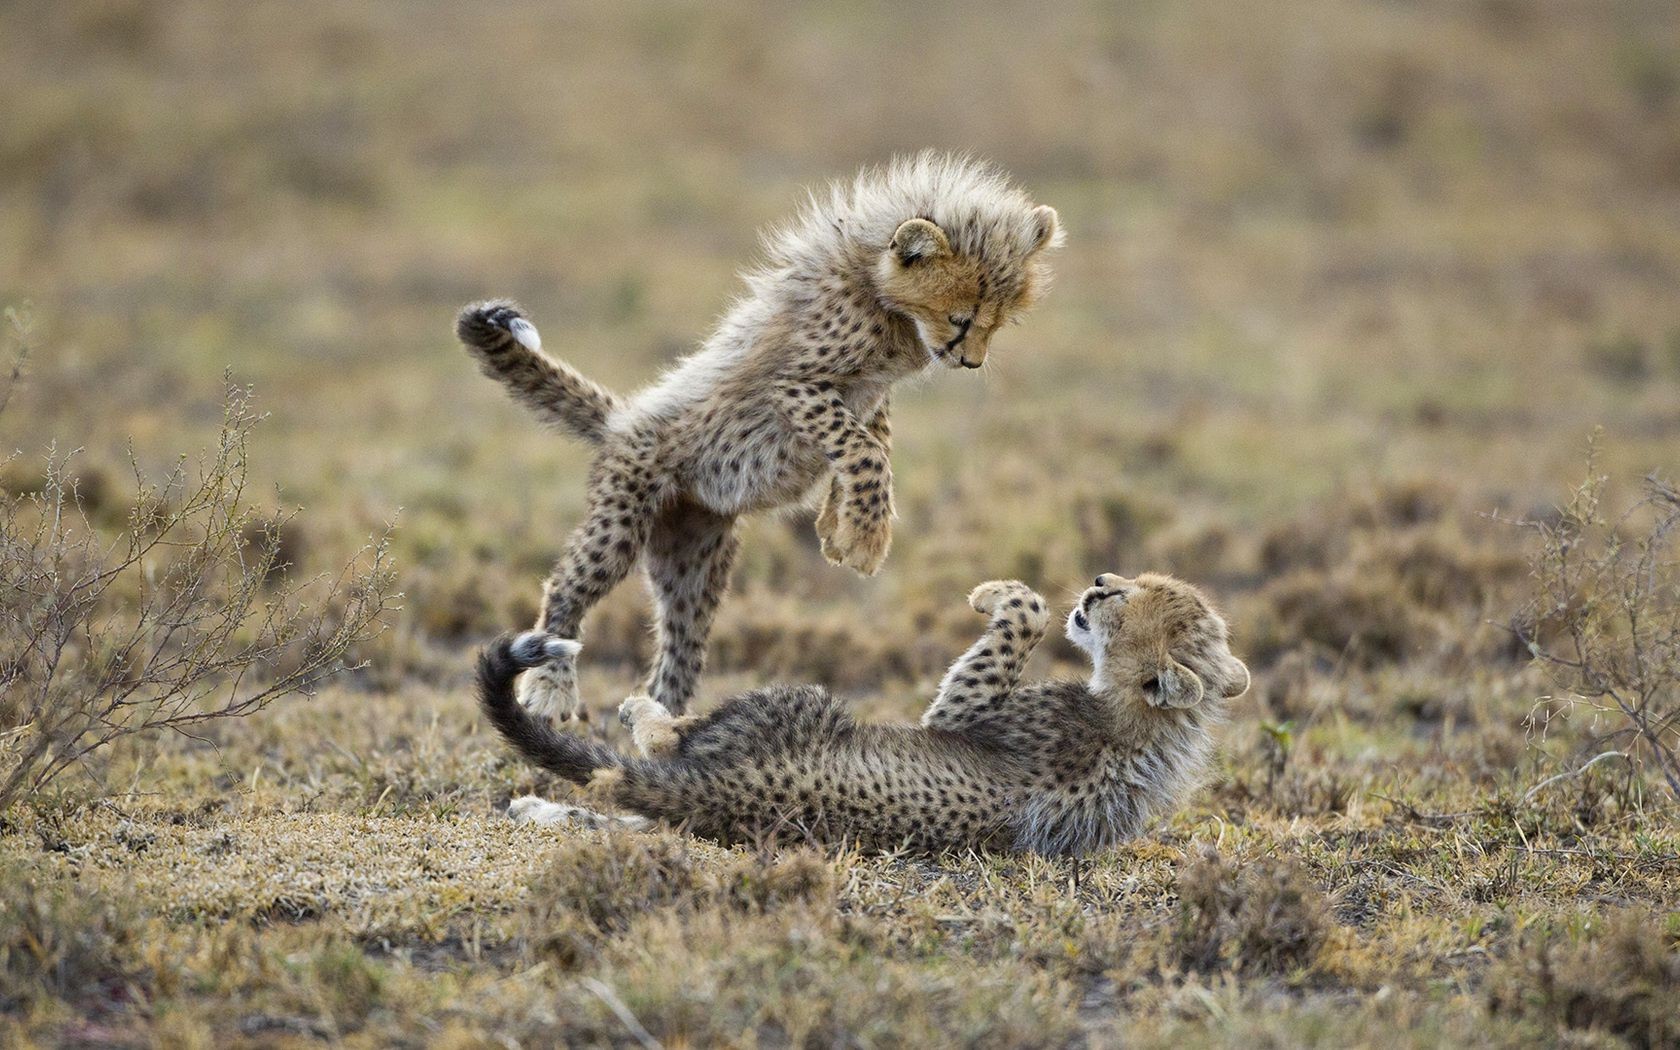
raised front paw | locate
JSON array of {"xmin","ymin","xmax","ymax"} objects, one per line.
[
  {"xmin": 968, "ymin": 580, "xmax": 1049, "ymax": 631},
  {"xmin": 826, "ymin": 511, "xmax": 891, "ymax": 576},
  {"xmin": 456, "ymin": 299, "xmax": 543, "ymax": 352}
]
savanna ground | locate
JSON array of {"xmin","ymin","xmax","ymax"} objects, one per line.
[{"xmin": 4, "ymin": 1, "xmax": 1680, "ymax": 1046}]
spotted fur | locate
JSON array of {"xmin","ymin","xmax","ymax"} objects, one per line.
[
  {"xmin": 484, "ymin": 573, "xmax": 1249, "ymax": 856},
  {"xmin": 457, "ymin": 153, "xmax": 1062, "ymax": 719}
]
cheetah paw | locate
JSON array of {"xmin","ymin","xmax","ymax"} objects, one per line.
[
  {"xmin": 508, "ymin": 796, "xmax": 598, "ymax": 827},
  {"xmin": 507, "ymin": 795, "xmax": 569, "ymax": 825},
  {"xmin": 618, "ymin": 694, "xmax": 689, "ymax": 758},
  {"xmin": 826, "ymin": 515, "xmax": 891, "ymax": 576},
  {"xmin": 457, "ymin": 300, "xmax": 544, "ymax": 353},
  {"xmin": 510, "ymin": 631, "xmax": 585, "ymax": 722},
  {"xmin": 968, "ymin": 580, "xmax": 1049, "ymax": 629},
  {"xmin": 507, "ymin": 795, "xmax": 650, "ymax": 831}
]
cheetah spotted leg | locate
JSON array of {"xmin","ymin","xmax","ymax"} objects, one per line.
[
  {"xmin": 815, "ymin": 399, "xmax": 889, "ymax": 558},
  {"xmin": 921, "ymin": 580, "xmax": 1050, "ymax": 732},
  {"xmin": 520, "ymin": 434, "xmax": 671, "ymax": 720},
  {"xmin": 642, "ymin": 500, "xmax": 740, "ymax": 715},
  {"xmin": 778, "ymin": 382, "xmax": 893, "ymax": 575}
]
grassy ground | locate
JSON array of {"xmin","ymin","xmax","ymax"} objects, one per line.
[{"xmin": 3, "ymin": 0, "xmax": 1680, "ymax": 1045}]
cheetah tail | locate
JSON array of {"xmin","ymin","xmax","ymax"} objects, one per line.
[
  {"xmin": 476, "ymin": 634, "xmax": 624, "ymax": 784},
  {"xmin": 456, "ymin": 299, "xmax": 623, "ymax": 445}
]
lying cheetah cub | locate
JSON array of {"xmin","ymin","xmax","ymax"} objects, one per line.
[
  {"xmin": 456, "ymin": 152, "xmax": 1061, "ymax": 721},
  {"xmin": 482, "ymin": 573, "xmax": 1249, "ymax": 856}
]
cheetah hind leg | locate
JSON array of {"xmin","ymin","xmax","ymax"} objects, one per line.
[
  {"xmin": 510, "ymin": 631, "xmax": 586, "ymax": 722},
  {"xmin": 618, "ymin": 694, "xmax": 696, "ymax": 758}
]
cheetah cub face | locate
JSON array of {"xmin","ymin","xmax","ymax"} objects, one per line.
[
  {"xmin": 1068, "ymin": 572, "xmax": 1251, "ymax": 709},
  {"xmin": 874, "ymin": 208, "xmax": 1060, "ymax": 369}
]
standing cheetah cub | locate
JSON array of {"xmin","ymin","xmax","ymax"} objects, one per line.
[
  {"xmin": 482, "ymin": 573, "xmax": 1249, "ymax": 856},
  {"xmin": 456, "ymin": 153, "xmax": 1062, "ymax": 721}
]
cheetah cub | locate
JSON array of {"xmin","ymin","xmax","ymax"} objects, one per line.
[
  {"xmin": 482, "ymin": 573, "xmax": 1249, "ymax": 856},
  {"xmin": 455, "ymin": 153, "xmax": 1061, "ymax": 721}
]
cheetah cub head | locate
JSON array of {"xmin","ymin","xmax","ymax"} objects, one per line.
[
  {"xmin": 1067, "ymin": 572, "xmax": 1250, "ymax": 710},
  {"xmin": 874, "ymin": 206, "xmax": 1060, "ymax": 370}
]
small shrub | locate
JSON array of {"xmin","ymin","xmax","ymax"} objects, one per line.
[
  {"xmin": 1249, "ymin": 568, "xmax": 1440, "ymax": 667},
  {"xmin": 1486, "ymin": 910, "xmax": 1680, "ymax": 1049},
  {"xmin": 711, "ymin": 847, "xmax": 833, "ymax": 913},
  {"xmin": 1584, "ymin": 334, "xmax": 1651, "ymax": 383},
  {"xmin": 1512, "ymin": 457, "xmax": 1680, "ymax": 802},
  {"xmin": 1171, "ymin": 849, "xmax": 1332, "ymax": 977},
  {"xmin": 522, "ymin": 836, "xmax": 834, "ymax": 968},
  {"xmin": 0, "ymin": 863, "xmax": 149, "ymax": 1016},
  {"xmin": 1247, "ymin": 494, "xmax": 1524, "ymax": 670},
  {"xmin": 0, "ymin": 375, "xmax": 399, "ymax": 811},
  {"xmin": 527, "ymin": 835, "xmax": 702, "ymax": 947},
  {"xmin": 1345, "ymin": 477, "xmax": 1454, "ymax": 530},
  {"xmin": 1075, "ymin": 489, "xmax": 1172, "ymax": 570},
  {"xmin": 710, "ymin": 591, "xmax": 916, "ymax": 691}
]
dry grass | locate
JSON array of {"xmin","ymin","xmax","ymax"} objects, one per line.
[{"xmin": 3, "ymin": 0, "xmax": 1679, "ymax": 1045}]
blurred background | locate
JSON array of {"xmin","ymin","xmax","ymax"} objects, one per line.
[{"xmin": 3, "ymin": 0, "xmax": 1678, "ymax": 699}]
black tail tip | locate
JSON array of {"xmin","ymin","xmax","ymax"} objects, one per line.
[
  {"xmin": 476, "ymin": 632, "xmax": 529, "ymax": 687},
  {"xmin": 476, "ymin": 631, "xmax": 580, "ymax": 701}
]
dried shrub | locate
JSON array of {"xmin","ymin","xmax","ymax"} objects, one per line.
[
  {"xmin": 1075, "ymin": 490, "xmax": 1172, "ymax": 570},
  {"xmin": 709, "ymin": 590, "xmax": 918, "ymax": 692},
  {"xmin": 1246, "ymin": 485, "xmax": 1525, "ymax": 671},
  {"xmin": 1345, "ymin": 477, "xmax": 1454, "ymax": 530},
  {"xmin": 522, "ymin": 836, "xmax": 833, "ymax": 968},
  {"xmin": 1171, "ymin": 849, "xmax": 1332, "ymax": 977},
  {"xmin": 0, "ymin": 861, "xmax": 149, "ymax": 1016},
  {"xmin": 0, "ymin": 377, "xmax": 399, "ymax": 811},
  {"xmin": 1149, "ymin": 520, "xmax": 1237, "ymax": 583},
  {"xmin": 1512, "ymin": 459, "xmax": 1680, "ymax": 802},
  {"xmin": 710, "ymin": 847, "xmax": 833, "ymax": 913},
  {"xmin": 528, "ymin": 836, "xmax": 702, "ymax": 946},
  {"xmin": 409, "ymin": 570, "xmax": 500, "ymax": 643},
  {"xmin": 1250, "ymin": 568, "xmax": 1443, "ymax": 667},
  {"xmin": 1487, "ymin": 910, "xmax": 1680, "ymax": 1049}
]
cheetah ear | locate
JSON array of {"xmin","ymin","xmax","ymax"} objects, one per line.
[
  {"xmin": 1024, "ymin": 205, "xmax": 1061, "ymax": 255},
  {"xmin": 1177, "ymin": 641, "xmax": 1250, "ymax": 701},
  {"xmin": 1212, "ymin": 651, "xmax": 1251, "ymax": 699},
  {"xmin": 890, "ymin": 218, "xmax": 951, "ymax": 266},
  {"xmin": 1146, "ymin": 657, "xmax": 1205, "ymax": 709}
]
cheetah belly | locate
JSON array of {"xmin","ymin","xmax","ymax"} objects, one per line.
[
  {"xmin": 696, "ymin": 745, "xmax": 1011, "ymax": 851},
  {"xmin": 680, "ymin": 408, "xmax": 829, "ymax": 515}
]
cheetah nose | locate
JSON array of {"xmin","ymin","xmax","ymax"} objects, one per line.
[{"xmin": 960, "ymin": 357, "xmax": 982, "ymax": 369}]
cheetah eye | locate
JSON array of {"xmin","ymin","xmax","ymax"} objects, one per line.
[{"xmin": 948, "ymin": 314, "xmax": 970, "ymax": 326}]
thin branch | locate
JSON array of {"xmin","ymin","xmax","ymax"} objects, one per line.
[{"xmin": 1522, "ymin": 751, "xmax": 1631, "ymax": 803}]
